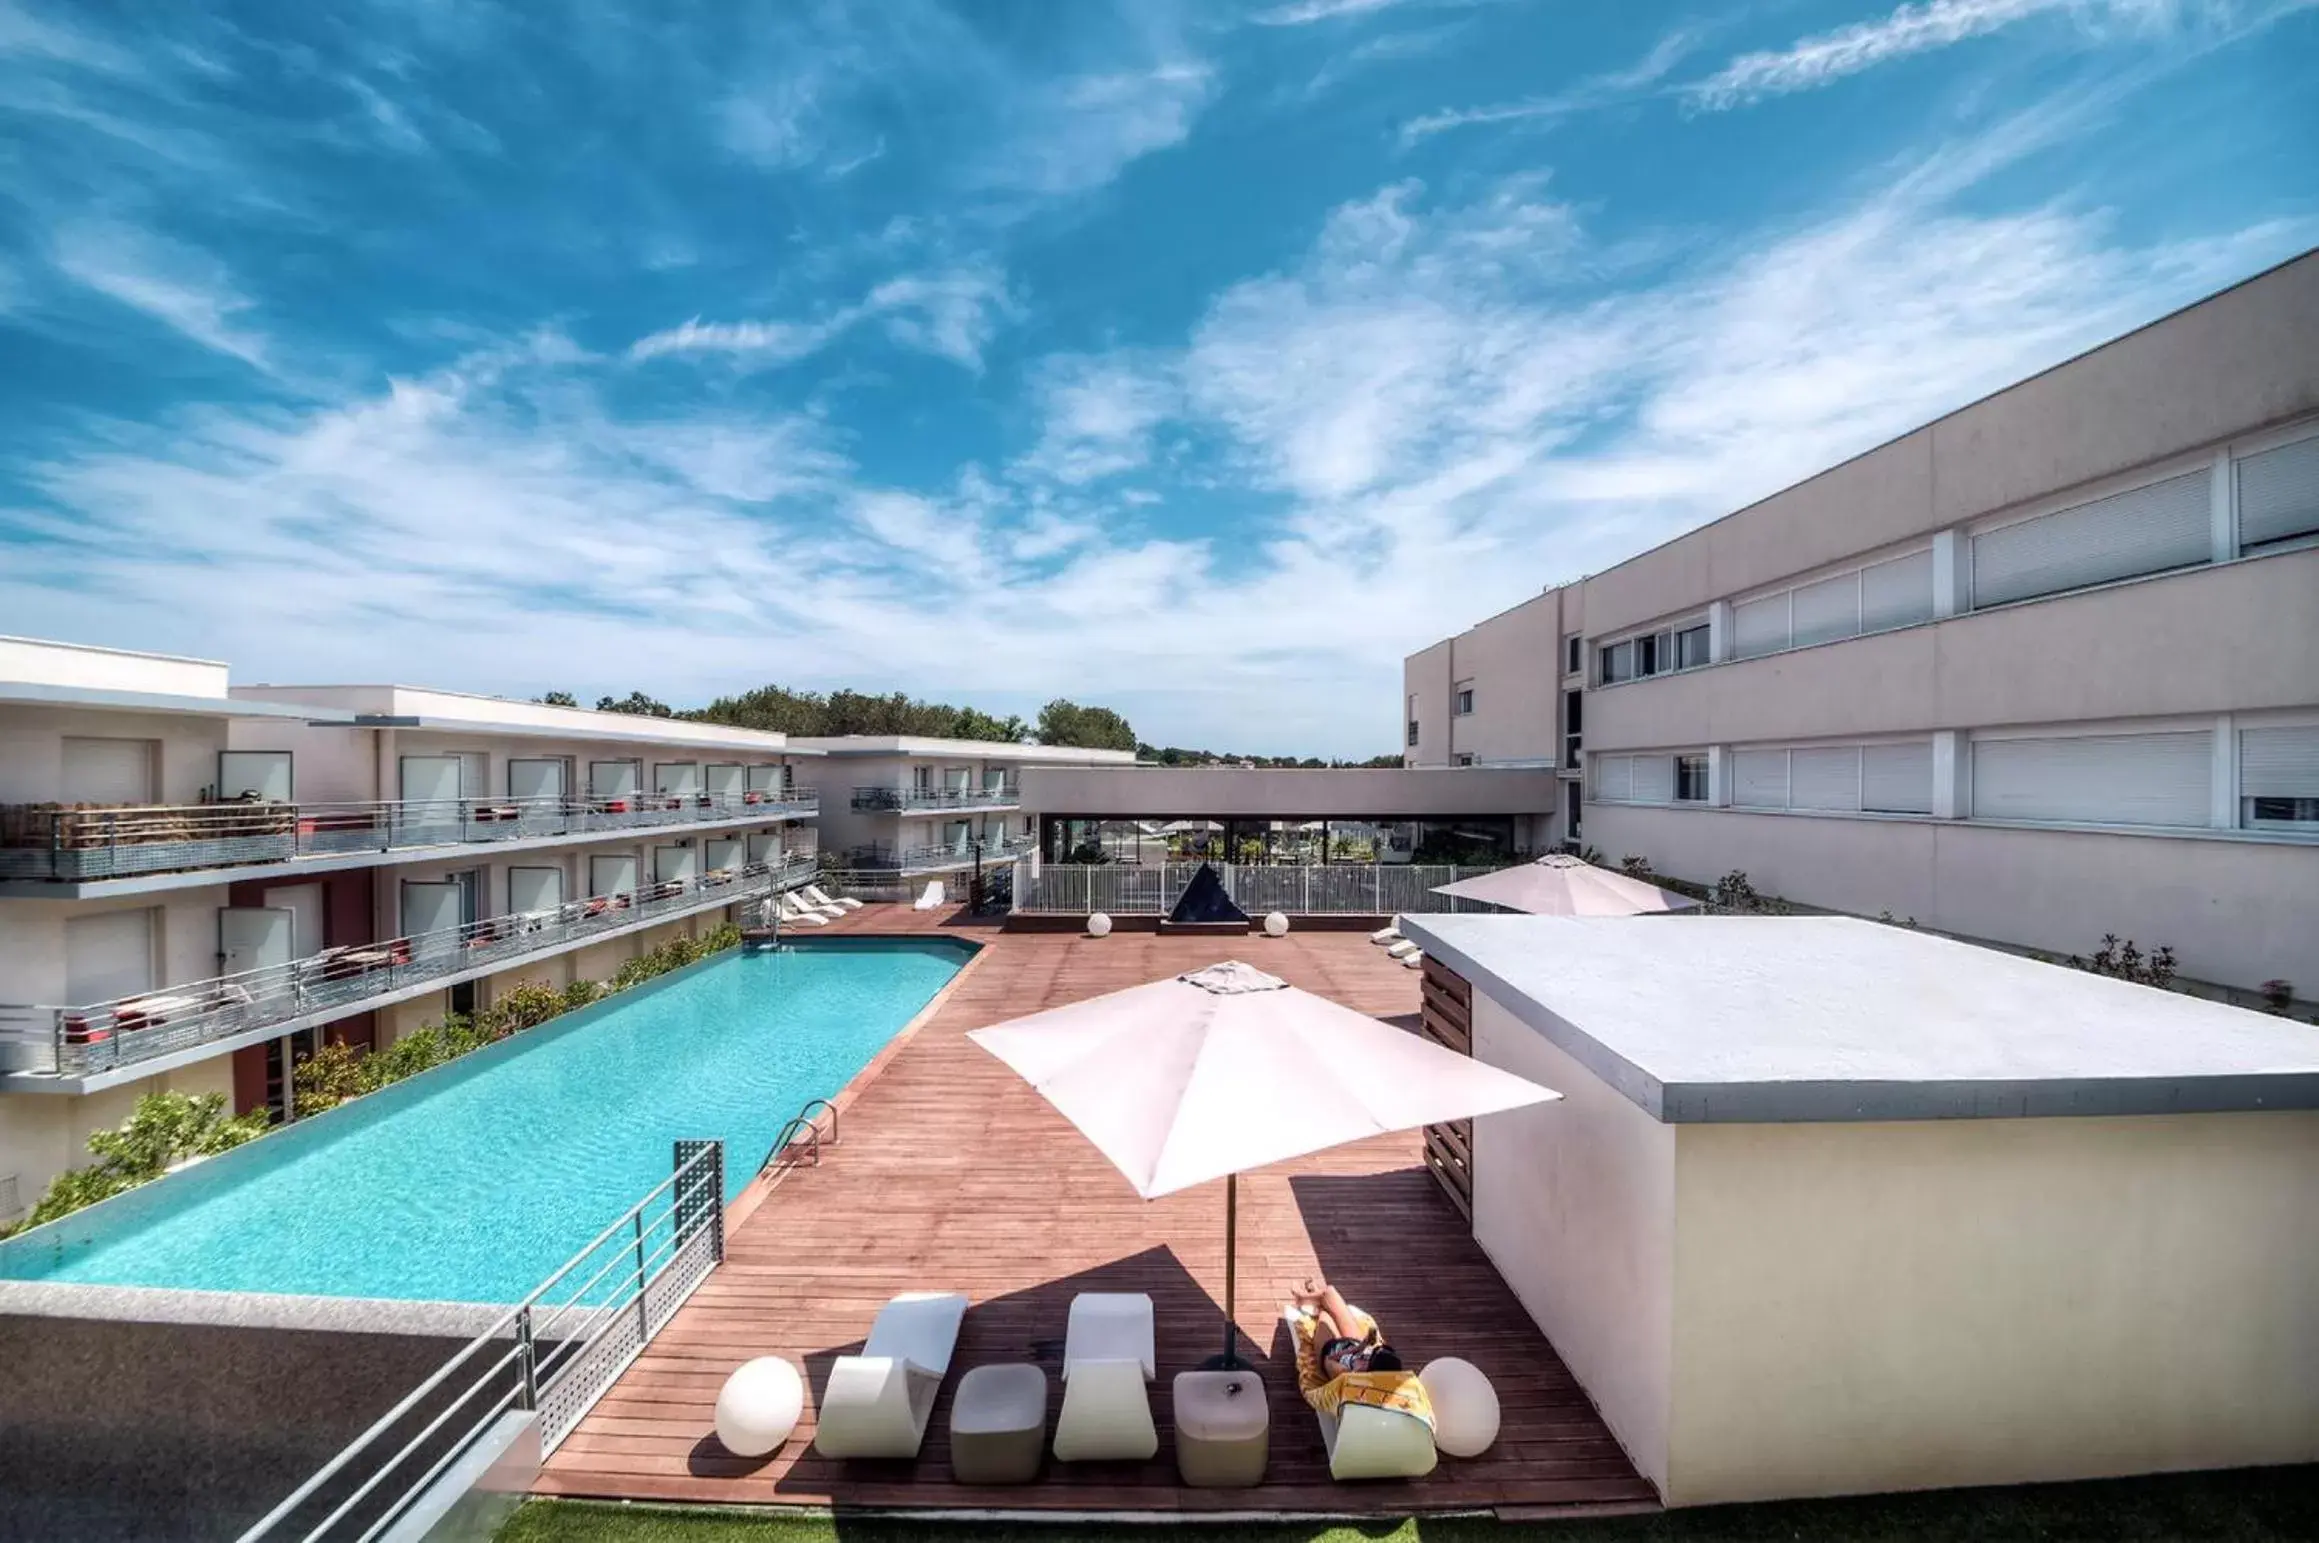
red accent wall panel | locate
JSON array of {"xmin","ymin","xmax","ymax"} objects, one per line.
[{"xmin": 231, "ymin": 1043, "xmax": 269, "ymax": 1117}]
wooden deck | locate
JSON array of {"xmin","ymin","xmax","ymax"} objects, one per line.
[{"xmin": 537, "ymin": 908, "xmax": 1656, "ymax": 1517}]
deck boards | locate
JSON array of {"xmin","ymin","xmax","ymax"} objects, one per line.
[{"xmin": 536, "ymin": 907, "xmax": 1657, "ymax": 1516}]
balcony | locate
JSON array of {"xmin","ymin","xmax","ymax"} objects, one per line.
[
  {"xmin": 0, "ymin": 789, "xmax": 820, "ymax": 886},
  {"xmin": 848, "ymin": 783, "xmax": 1022, "ymax": 814},
  {"xmin": 0, "ymin": 857, "xmax": 819, "ymax": 1086},
  {"xmin": 841, "ymin": 834, "xmax": 1036, "ymax": 872}
]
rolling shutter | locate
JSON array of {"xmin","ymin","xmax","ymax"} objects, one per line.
[
  {"xmin": 589, "ymin": 854, "xmax": 640, "ymax": 897},
  {"xmin": 508, "ymin": 867, "xmax": 565, "ymax": 915},
  {"xmin": 705, "ymin": 764, "xmax": 744, "ymax": 799},
  {"xmin": 704, "ymin": 837, "xmax": 745, "ymax": 873},
  {"xmin": 1732, "ymin": 749, "xmax": 1790, "ymax": 808},
  {"xmin": 590, "ymin": 760, "xmax": 640, "ymax": 799},
  {"xmin": 508, "ymin": 758, "xmax": 565, "ymax": 801},
  {"xmin": 1971, "ymin": 731, "xmax": 2211, "ymax": 827},
  {"xmin": 1631, "ymin": 755, "xmax": 1675, "ymax": 805},
  {"xmin": 1731, "ymin": 594, "xmax": 1789, "ymax": 659},
  {"xmin": 1859, "ymin": 551, "xmax": 1934, "ymax": 633},
  {"xmin": 747, "ymin": 764, "xmax": 785, "ymax": 795},
  {"xmin": 653, "ymin": 762, "xmax": 701, "ymax": 798},
  {"xmin": 1970, "ymin": 470, "xmax": 2210, "ymax": 608},
  {"xmin": 1789, "ymin": 747, "xmax": 1862, "ymax": 811},
  {"xmin": 64, "ymin": 738, "xmax": 156, "ymax": 804},
  {"xmin": 654, "ymin": 844, "xmax": 699, "ymax": 883},
  {"xmin": 1790, "ymin": 574, "xmax": 1860, "ymax": 649},
  {"xmin": 1862, "ymin": 742, "xmax": 1934, "ymax": 814},
  {"xmin": 2241, "ymin": 727, "xmax": 2319, "ymax": 799},
  {"xmin": 65, "ymin": 909, "xmax": 156, "ymax": 1004},
  {"xmin": 2237, "ymin": 435, "xmax": 2319, "ymax": 550},
  {"xmin": 1595, "ymin": 755, "xmax": 1632, "ymax": 803}
]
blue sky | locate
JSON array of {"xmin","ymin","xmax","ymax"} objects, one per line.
[{"xmin": 1, "ymin": 0, "xmax": 2313, "ymax": 755}]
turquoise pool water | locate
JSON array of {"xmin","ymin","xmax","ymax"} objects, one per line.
[{"xmin": 0, "ymin": 939, "xmax": 967, "ymax": 1303}]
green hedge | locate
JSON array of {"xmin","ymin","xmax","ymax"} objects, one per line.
[{"xmin": 3, "ymin": 1092, "xmax": 269, "ymax": 1237}]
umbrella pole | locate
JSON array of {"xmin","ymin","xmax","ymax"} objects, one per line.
[{"xmin": 1204, "ymin": 1172, "xmax": 1242, "ymax": 1371}]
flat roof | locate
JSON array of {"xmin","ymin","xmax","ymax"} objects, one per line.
[
  {"xmin": 1399, "ymin": 914, "xmax": 2319, "ymax": 1124},
  {"xmin": 0, "ymin": 681, "xmax": 356, "ymax": 724},
  {"xmin": 791, "ymin": 736, "xmax": 1140, "ymax": 763},
  {"xmin": 341, "ymin": 714, "xmax": 823, "ymax": 754}
]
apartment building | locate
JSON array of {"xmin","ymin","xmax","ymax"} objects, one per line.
[
  {"xmin": 1406, "ymin": 250, "xmax": 2319, "ymax": 991},
  {"xmin": 793, "ymin": 736, "xmax": 1140, "ymax": 882},
  {"xmin": 0, "ymin": 637, "xmax": 819, "ymax": 1217}
]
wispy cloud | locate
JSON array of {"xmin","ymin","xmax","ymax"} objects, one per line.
[
  {"xmin": 628, "ymin": 265, "xmax": 1013, "ymax": 371},
  {"xmin": 1017, "ymin": 353, "xmax": 1181, "ymax": 485},
  {"xmin": 1252, "ymin": 0, "xmax": 1414, "ymax": 25},
  {"xmin": 1399, "ymin": 26, "xmax": 1699, "ymax": 143},
  {"xmin": 48, "ymin": 223, "xmax": 273, "ymax": 371},
  {"xmin": 976, "ymin": 61, "xmax": 1215, "ymax": 195},
  {"xmin": 1687, "ymin": 0, "xmax": 2188, "ymax": 110}
]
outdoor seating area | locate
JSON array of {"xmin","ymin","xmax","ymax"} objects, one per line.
[{"xmin": 533, "ymin": 918, "xmax": 1654, "ymax": 1516}]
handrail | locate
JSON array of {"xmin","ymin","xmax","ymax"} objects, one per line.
[
  {"xmin": 1012, "ymin": 861, "xmax": 1518, "ymax": 916},
  {"xmin": 848, "ymin": 783, "xmax": 1021, "ymax": 812},
  {"xmin": 843, "ymin": 834, "xmax": 1036, "ymax": 871},
  {"xmin": 762, "ymin": 1096, "xmax": 839, "ymax": 1175},
  {"xmin": 0, "ymin": 857, "xmax": 820, "ymax": 1078},
  {"xmin": 237, "ymin": 1141, "xmax": 725, "ymax": 1543},
  {"xmin": 0, "ymin": 787, "xmax": 820, "ymax": 884}
]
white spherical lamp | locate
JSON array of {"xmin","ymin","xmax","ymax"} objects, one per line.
[
  {"xmin": 1087, "ymin": 911, "xmax": 1113, "ymax": 937},
  {"xmin": 714, "ymin": 1356, "xmax": 804, "ymax": 1457},
  {"xmin": 1419, "ymin": 1356, "xmax": 1500, "ymax": 1457},
  {"xmin": 1263, "ymin": 911, "xmax": 1289, "ymax": 937}
]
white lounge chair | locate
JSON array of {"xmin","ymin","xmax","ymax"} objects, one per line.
[
  {"xmin": 778, "ymin": 893, "xmax": 832, "ymax": 926},
  {"xmin": 803, "ymin": 884, "xmax": 863, "ymax": 912},
  {"xmin": 911, "ymin": 881, "xmax": 947, "ymax": 912},
  {"xmin": 813, "ymin": 1291, "xmax": 970, "ymax": 1459},
  {"xmin": 1052, "ymin": 1292, "xmax": 1157, "ymax": 1461},
  {"xmin": 1369, "ymin": 924, "xmax": 1402, "ymax": 946},
  {"xmin": 1386, "ymin": 939, "xmax": 1421, "ymax": 959},
  {"xmin": 793, "ymin": 888, "xmax": 847, "ymax": 919},
  {"xmin": 1283, "ymin": 1305, "xmax": 1438, "ymax": 1480},
  {"xmin": 1401, "ymin": 951, "xmax": 1426, "ymax": 970}
]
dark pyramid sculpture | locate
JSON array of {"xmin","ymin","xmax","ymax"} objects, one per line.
[{"xmin": 1168, "ymin": 862, "xmax": 1251, "ymax": 926}]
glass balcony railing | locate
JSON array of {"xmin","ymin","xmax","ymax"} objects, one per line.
[
  {"xmin": 847, "ymin": 784, "xmax": 1022, "ymax": 813},
  {"xmin": 840, "ymin": 834, "xmax": 1036, "ymax": 872},
  {"xmin": 0, "ymin": 789, "xmax": 819, "ymax": 884},
  {"xmin": 0, "ymin": 857, "xmax": 818, "ymax": 1080}
]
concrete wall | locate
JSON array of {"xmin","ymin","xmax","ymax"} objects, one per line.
[
  {"xmin": 0, "ymin": 1058, "xmax": 234, "ymax": 1229},
  {"xmin": 1403, "ymin": 640, "xmax": 1453, "ymax": 767},
  {"xmin": 0, "ymin": 707, "xmax": 230, "ymax": 806},
  {"xmin": 0, "ymin": 637, "xmax": 229, "ymax": 698},
  {"xmin": 1470, "ymin": 993, "xmax": 1676, "ymax": 1494},
  {"xmin": 1581, "ymin": 802, "xmax": 2318, "ymax": 990},
  {"xmin": 1663, "ymin": 1110, "xmax": 2319, "ymax": 1506},
  {"xmin": 1448, "ymin": 589, "xmax": 1563, "ymax": 767},
  {"xmin": 1018, "ymin": 765, "xmax": 1561, "ymax": 820}
]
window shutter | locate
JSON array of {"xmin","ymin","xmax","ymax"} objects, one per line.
[
  {"xmin": 1859, "ymin": 551, "xmax": 1934, "ymax": 633},
  {"xmin": 1632, "ymin": 755, "xmax": 1675, "ymax": 805},
  {"xmin": 1790, "ymin": 573, "xmax": 1861, "ymax": 648},
  {"xmin": 1970, "ymin": 470, "xmax": 2210, "ymax": 608},
  {"xmin": 1789, "ymin": 747, "xmax": 1862, "ymax": 811},
  {"xmin": 1861, "ymin": 742, "xmax": 1934, "ymax": 814},
  {"xmin": 2237, "ymin": 435, "xmax": 2319, "ymax": 550},
  {"xmin": 1970, "ymin": 732, "xmax": 2212, "ymax": 827},
  {"xmin": 1732, "ymin": 594, "xmax": 1789, "ymax": 659},
  {"xmin": 1596, "ymin": 755, "xmax": 1632, "ymax": 802},
  {"xmin": 1733, "ymin": 749, "xmax": 1790, "ymax": 808},
  {"xmin": 2241, "ymin": 727, "xmax": 2319, "ymax": 799}
]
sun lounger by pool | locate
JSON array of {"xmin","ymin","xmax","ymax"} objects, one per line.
[
  {"xmin": 1386, "ymin": 938, "xmax": 1421, "ymax": 959},
  {"xmin": 1370, "ymin": 924, "xmax": 1401, "ymax": 945},
  {"xmin": 1052, "ymin": 1291, "xmax": 1158, "ymax": 1461},
  {"xmin": 812, "ymin": 1291, "xmax": 970, "ymax": 1459},
  {"xmin": 778, "ymin": 893, "xmax": 832, "ymax": 926},
  {"xmin": 911, "ymin": 881, "xmax": 947, "ymax": 912},
  {"xmin": 802, "ymin": 884, "xmax": 863, "ymax": 912},
  {"xmin": 1283, "ymin": 1305, "xmax": 1437, "ymax": 1480}
]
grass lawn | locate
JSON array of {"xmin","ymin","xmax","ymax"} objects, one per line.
[{"xmin": 502, "ymin": 1465, "xmax": 2319, "ymax": 1543}]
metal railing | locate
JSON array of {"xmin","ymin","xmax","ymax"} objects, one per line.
[
  {"xmin": 0, "ymin": 788, "xmax": 819, "ymax": 883},
  {"xmin": 842, "ymin": 834, "xmax": 1035, "ymax": 872},
  {"xmin": 848, "ymin": 783, "xmax": 1021, "ymax": 813},
  {"xmin": 236, "ymin": 1141, "xmax": 726, "ymax": 1543},
  {"xmin": 0, "ymin": 858, "xmax": 819, "ymax": 1078},
  {"xmin": 763, "ymin": 1096, "xmax": 839, "ymax": 1175},
  {"xmin": 1013, "ymin": 862, "xmax": 1514, "ymax": 916}
]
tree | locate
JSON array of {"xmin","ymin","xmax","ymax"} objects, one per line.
[
  {"xmin": 596, "ymin": 691, "xmax": 673, "ymax": 718},
  {"xmin": 537, "ymin": 690, "xmax": 578, "ymax": 707},
  {"xmin": 1037, "ymin": 699, "xmax": 1137, "ymax": 752}
]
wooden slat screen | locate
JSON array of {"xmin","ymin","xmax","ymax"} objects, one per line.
[{"xmin": 1419, "ymin": 957, "xmax": 1475, "ymax": 1220}]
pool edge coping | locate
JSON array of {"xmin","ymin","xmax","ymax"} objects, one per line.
[{"xmin": 723, "ymin": 928, "xmax": 992, "ymax": 1234}]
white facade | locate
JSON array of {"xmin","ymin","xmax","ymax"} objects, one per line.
[{"xmin": 0, "ymin": 644, "xmax": 819, "ymax": 1220}]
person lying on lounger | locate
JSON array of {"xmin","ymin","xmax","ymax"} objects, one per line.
[{"xmin": 1290, "ymin": 1278, "xmax": 1434, "ymax": 1432}]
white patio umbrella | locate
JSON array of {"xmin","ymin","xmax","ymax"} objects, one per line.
[
  {"xmin": 968, "ymin": 960, "xmax": 1561, "ymax": 1367},
  {"xmin": 1431, "ymin": 852, "xmax": 1698, "ymax": 916}
]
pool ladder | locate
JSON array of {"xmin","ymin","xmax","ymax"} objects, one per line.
[{"xmin": 764, "ymin": 1097, "xmax": 839, "ymax": 1175}]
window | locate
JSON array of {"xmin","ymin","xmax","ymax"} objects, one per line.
[
  {"xmin": 2241, "ymin": 726, "xmax": 2319, "ymax": 830},
  {"xmin": 1676, "ymin": 624, "xmax": 1711, "ymax": 670},
  {"xmin": 1562, "ymin": 689, "xmax": 1582, "ymax": 764},
  {"xmin": 1600, "ymin": 620, "xmax": 1708, "ymax": 684},
  {"xmin": 1454, "ymin": 683, "xmax": 1475, "ymax": 716},
  {"xmin": 1635, "ymin": 634, "xmax": 1660, "ymax": 676},
  {"xmin": 1594, "ymin": 754, "xmax": 1633, "ymax": 803},
  {"xmin": 1599, "ymin": 639, "xmax": 1633, "ymax": 684},
  {"xmin": 2238, "ymin": 433, "xmax": 2319, "ymax": 553},
  {"xmin": 1453, "ymin": 753, "xmax": 1476, "ymax": 767},
  {"xmin": 1971, "ymin": 731, "xmax": 2212, "ymax": 828},
  {"xmin": 1732, "ymin": 593, "xmax": 1790, "ymax": 659},
  {"xmin": 1729, "ymin": 742, "xmax": 1934, "ymax": 816},
  {"xmin": 1565, "ymin": 634, "xmax": 1582, "ymax": 675},
  {"xmin": 1674, "ymin": 754, "xmax": 1709, "ymax": 803},
  {"xmin": 1731, "ymin": 552, "xmax": 1936, "ymax": 662},
  {"xmin": 1970, "ymin": 470, "xmax": 2210, "ymax": 609},
  {"xmin": 1407, "ymin": 720, "xmax": 1420, "ymax": 746}
]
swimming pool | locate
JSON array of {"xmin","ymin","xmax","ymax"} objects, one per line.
[{"xmin": 0, "ymin": 938, "xmax": 969, "ymax": 1303}]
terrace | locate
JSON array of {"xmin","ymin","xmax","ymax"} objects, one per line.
[
  {"xmin": 0, "ymin": 856, "xmax": 819, "ymax": 1089},
  {"xmin": 848, "ymin": 782, "xmax": 1022, "ymax": 814},
  {"xmin": 534, "ymin": 914, "xmax": 1654, "ymax": 1518},
  {"xmin": 0, "ymin": 789, "xmax": 819, "ymax": 894}
]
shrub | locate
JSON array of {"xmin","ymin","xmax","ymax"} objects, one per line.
[
  {"xmin": 293, "ymin": 1040, "xmax": 368, "ymax": 1116},
  {"xmin": 2067, "ymin": 934, "xmax": 2178, "ymax": 990},
  {"xmin": 561, "ymin": 979, "xmax": 604, "ymax": 1013},
  {"xmin": 484, "ymin": 980, "xmax": 566, "ymax": 1037},
  {"xmin": 22, "ymin": 1092, "xmax": 269, "ymax": 1230},
  {"xmin": 2259, "ymin": 979, "xmax": 2295, "ymax": 1015},
  {"xmin": 1618, "ymin": 855, "xmax": 1654, "ymax": 881}
]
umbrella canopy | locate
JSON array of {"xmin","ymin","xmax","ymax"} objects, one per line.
[
  {"xmin": 968, "ymin": 960, "xmax": 1560, "ymax": 1199},
  {"xmin": 1431, "ymin": 853, "xmax": 1698, "ymax": 916}
]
